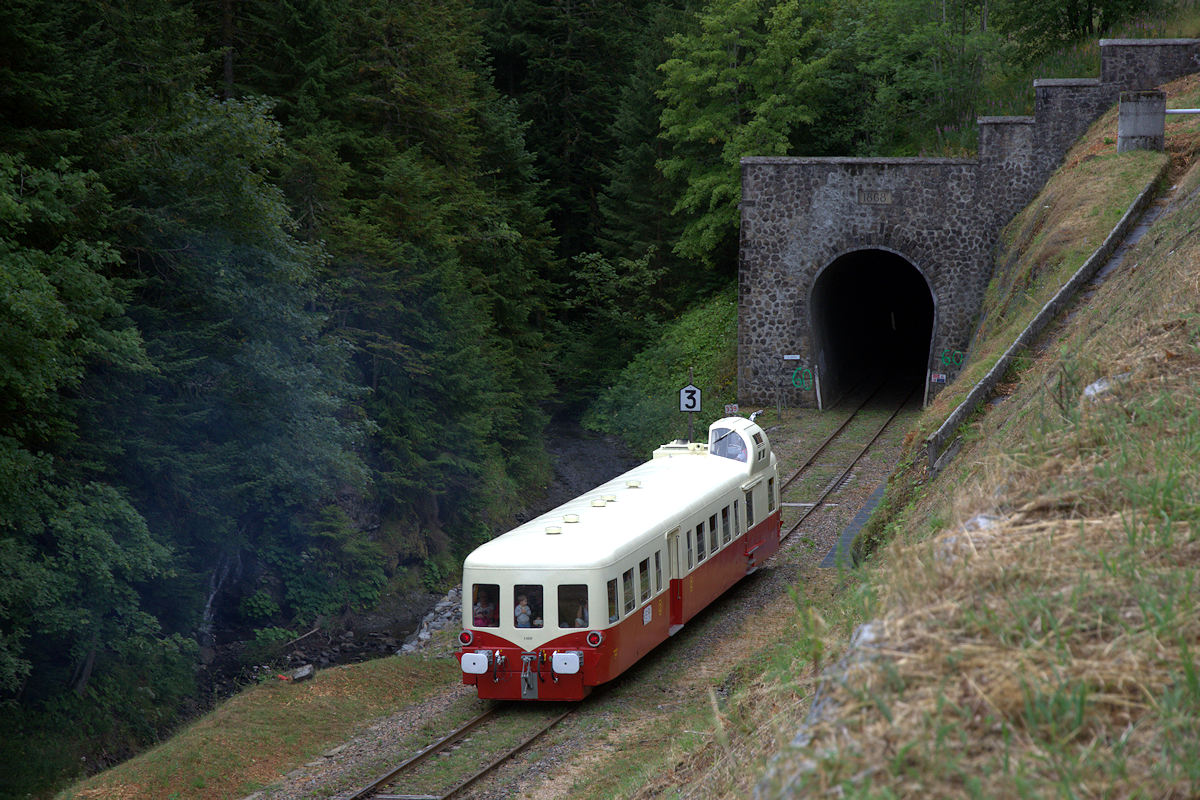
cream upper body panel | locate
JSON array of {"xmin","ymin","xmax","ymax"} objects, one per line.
[{"xmin": 464, "ymin": 418, "xmax": 775, "ymax": 573}]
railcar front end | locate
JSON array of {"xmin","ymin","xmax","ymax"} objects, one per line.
[
  {"xmin": 457, "ymin": 563, "xmax": 680, "ymax": 700},
  {"xmin": 457, "ymin": 416, "xmax": 781, "ymax": 701}
]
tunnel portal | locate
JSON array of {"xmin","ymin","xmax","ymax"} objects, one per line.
[{"xmin": 810, "ymin": 249, "xmax": 934, "ymax": 407}]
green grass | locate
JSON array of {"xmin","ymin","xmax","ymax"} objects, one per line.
[
  {"xmin": 58, "ymin": 653, "xmax": 461, "ymax": 800},
  {"xmin": 751, "ymin": 75, "xmax": 1200, "ymax": 797}
]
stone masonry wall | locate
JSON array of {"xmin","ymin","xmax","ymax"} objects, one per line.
[
  {"xmin": 739, "ymin": 159, "xmax": 989, "ymax": 407},
  {"xmin": 739, "ymin": 39, "xmax": 1200, "ymax": 408}
]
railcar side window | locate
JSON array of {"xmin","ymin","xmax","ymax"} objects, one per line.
[
  {"xmin": 654, "ymin": 551, "xmax": 662, "ymax": 593},
  {"xmin": 745, "ymin": 489, "xmax": 755, "ymax": 527},
  {"xmin": 722, "ymin": 506, "xmax": 731, "ymax": 544},
  {"xmin": 696, "ymin": 522, "xmax": 706, "ymax": 562},
  {"xmin": 686, "ymin": 529, "xmax": 694, "ymax": 570},
  {"xmin": 709, "ymin": 513, "xmax": 719, "ymax": 551},
  {"xmin": 622, "ymin": 569, "xmax": 635, "ymax": 614},
  {"xmin": 513, "ymin": 585, "xmax": 544, "ymax": 628},
  {"xmin": 734, "ymin": 500, "xmax": 741, "ymax": 535},
  {"xmin": 558, "ymin": 584, "xmax": 589, "ymax": 628},
  {"xmin": 471, "ymin": 584, "xmax": 499, "ymax": 627},
  {"xmin": 768, "ymin": 477, "xmax": 776, "ymax": 513},
  {"xmin": 638, "ymin": 558, "xmax": 651, "ymax": 602},
  {"xmin": 607, "ymin": 579, "xmax": 618, "ymax": 622}
]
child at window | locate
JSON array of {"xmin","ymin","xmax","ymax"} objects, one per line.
[{"xmin": 514, "ymin": 594, "xmax": 532, "ymax": 628}]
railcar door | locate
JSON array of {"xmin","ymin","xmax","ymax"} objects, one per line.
[{"xmin": 667, "ymin": 528, "xmax": 684, "ymax": 634}]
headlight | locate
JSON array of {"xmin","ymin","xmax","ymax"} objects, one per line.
[
  {"xmin": 460, "ymin": 652, "xmax": 488, "ymax": 675},
  {"xmin": 551, "ymin": 651, "xmax": 581, "ymax": 675},
  {"xmin": 585, "ymin": 630, "xmax": 604, "ymax": 647},
  {"xmin": 458, "ymin": 630, "xmax": 473, "ymax": 646}
]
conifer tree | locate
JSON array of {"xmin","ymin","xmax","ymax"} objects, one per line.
[{"xmin": 657, "ymin": 0, "xmax": 826, "ymax": 272}]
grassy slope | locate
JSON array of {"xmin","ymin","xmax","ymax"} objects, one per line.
[
  {"xmin": 750, "ymin": 75, "xmax": 1200, "ymax": 797},
  {"xmin": 58, "ymin": 651, "xmax": 460, "ymax": 800},
  {"xmin": 909, "ymin": 130, "xmax": 1167, "ymax": 447}
]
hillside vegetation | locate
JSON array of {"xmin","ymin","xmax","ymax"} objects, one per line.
[
  {"xmin": 749, "ymin": 76, "xmax": 1200, "ymax": 796},
  {"xmin": 64, "ymin": 80, "xmax": 1200, "ymax": 800},
  {"xmin": 584, "ymin": 286, "xmax": 739, "ymax": 455},
  {"xmin": 7, "ymin": 0, "xmax": 1199, "ymax": 796}
]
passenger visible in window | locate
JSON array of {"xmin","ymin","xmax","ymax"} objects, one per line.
[
  {"xmin": 514, "ymin": 594, "xmax": 532, "ymax": 627},
  {"xmin": 575, "ymin": 601, "xmax": 589, "ymax": 628},
  {"xmin": 558, "ymin": 585, "xmax": 588, "ymax": 628},
  {"xmin": 473, "ymin": 589, "xmax": 496, "ymax": 627},
  {"xmin": 515, "ymin": 584, "xmax": 544, "ymax": 628},
  {"xmin": 727, "ymin": 435, "xmax": 747, "ymax": 461}
]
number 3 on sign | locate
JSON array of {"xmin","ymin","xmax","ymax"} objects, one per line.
[{"xmin": 679, "ymin": 383, "xmax": 701, "ymax": 412}]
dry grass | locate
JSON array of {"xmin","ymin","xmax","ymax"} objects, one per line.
[
  {"xmin": 58, "ymin": 653, "xmax": 460, "ymax": 800},
  {"xmin": 912, "ymin": 125, "xmax": 1167, "ymax": 444},
  {"xmin": 616, "ymin": 570, "xmax": 845, "ymax": 800},
  {"xmin": 761, "ymin": 512, "xmax": 1200, "ymax": 797},
  {"xmin": 761, "ymin": 284, "xmax": 1200, "ymax": 795},
  {"xmin": 756, "ymin": 76, "xmax": 1200, "ymax": 798}
]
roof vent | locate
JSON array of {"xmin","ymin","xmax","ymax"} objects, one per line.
[
  {"xmin": 545, "ymin": 525, "xmax": 563, "ymax": 535},
  {"xmin": 591, "ymin": 499, "xmax": 606, "ymax": 507},
  {"xmin": 602, "ymin": 494, "xmax": 617, "ymax": 503},
  {"xmin": 626, "ymin": 480, "xmax": 641, "ymax": 489},
  {"xmin": 564, "ymin": 513, "xmax": 580, "ymax": 524}
]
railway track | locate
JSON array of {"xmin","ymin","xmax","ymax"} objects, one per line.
[
  {"xmin": 777, "ymin": 381, "xmax": 917, "ymax": 542},
  {"xmin": 339, "ymin": 389, "xmax": 910, "ymax": 800},
  {"xmin": 342, "ymin": 704, "xmax": 573, "ymax": 800}
]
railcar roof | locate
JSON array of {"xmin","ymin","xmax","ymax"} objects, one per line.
[{"xmin": 464, "ymin": 452, "xmax": 756, "ymax": 572}]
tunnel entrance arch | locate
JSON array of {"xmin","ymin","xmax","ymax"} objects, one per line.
[{"xmin": 809, "ymin": 248, "xmax": 935, "ymax": 408}]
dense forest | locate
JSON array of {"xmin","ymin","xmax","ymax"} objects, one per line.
[{"xmin": 0, "ymin": 0, "xmax": 1167, "ymax": 794}]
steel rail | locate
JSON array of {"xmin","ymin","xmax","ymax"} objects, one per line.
[
  {"xmin": 343, "ymin": 708, "xmax": 496, "ymax": 800},
  {"xmin": 434, "ymin": 707, "xmax": 573, "ymax": 799},
  {"xmin": 778, "ymin": 380, "xmax": 886, "ymax": 495},
  {"xmin": 356, "ymin": 707, "xmax": 573, "ymax": 800},
  {"xmin": 781, "ymin": 385, "xmax": 916, "ymax": 542}
]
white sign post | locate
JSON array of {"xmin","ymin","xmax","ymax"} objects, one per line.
[
  {"xmin": 678, "ymin": 383, "xmax": 701, "ymax": 412},
  {"xmin": 679, "ymin": 369, "xmax": 701, "ymax": 442}
]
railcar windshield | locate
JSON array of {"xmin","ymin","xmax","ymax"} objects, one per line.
[
  {"xmin": 471, "ymin": 584, "xmax": 499, "ymax": 627},
  {"xmin": 709, "ymin": 427, "xmax": 748, "ymax": 462},
  {"xmin": 558, "ymin": 584, "xmax": 588, "ymax": 628},
  {"xmin": 513, "ymin": 584, "xmax": 544, "ymax": 628}
]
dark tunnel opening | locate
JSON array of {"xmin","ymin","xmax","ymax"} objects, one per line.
[{"xmin": 810, "ymin": 249, "xmax": 934, "ymax": 407}]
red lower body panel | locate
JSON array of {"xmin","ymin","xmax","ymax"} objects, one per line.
[{"xmin": 459, "ymin": 512, "xmax": 781, "ymax": 700}]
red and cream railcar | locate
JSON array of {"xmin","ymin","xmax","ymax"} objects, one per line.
[{"xmin": 456, "ymin": 416, "xmax": 781, "ymax": 700}]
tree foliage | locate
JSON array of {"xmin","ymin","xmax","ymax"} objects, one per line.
[
  {"xmin": 0, "ymin": 0, "xmax": 1175, "ymax": 792},
  {"xmin": 659, "ymin": 0, "xmax": 827, "ymax": 270},
  {"xmin": 993, "ymin": 0, "xmax": 1165, "ymax": 66},
  {"xmin": 0, "ymin": 0, "xmax": 559, "ymax": 791}
]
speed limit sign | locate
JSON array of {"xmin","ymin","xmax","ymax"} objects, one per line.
[{"xmin": 679, "ymin": 384, "xmax": 701, "ymax": 412}]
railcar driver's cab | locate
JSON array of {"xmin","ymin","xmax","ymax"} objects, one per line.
[{"xmin": 708, "ymin": 417, "xmax": 771, "ymax": 474}]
